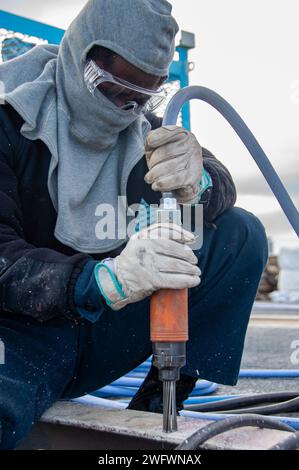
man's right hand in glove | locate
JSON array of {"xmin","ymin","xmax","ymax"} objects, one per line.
[{"xmin": 94, "ymin": 222, "xmax": 201, "ymax": 311}]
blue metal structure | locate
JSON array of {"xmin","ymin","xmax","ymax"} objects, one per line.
[
  {"xmin": 170, "ymin": 46, "xmax": 192, "ymax": 130},
  {"xmin": 0, "ymin": 10, "xmax": 65, "ymax": 44},
  {"xmin": 0, "ymin": 9, "xmax": 193, "ymax": 129}
]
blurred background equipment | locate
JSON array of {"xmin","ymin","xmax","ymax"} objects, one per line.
[
  {"xmin": 256, "ymin": 255, "xmax": 279, "ymax": 301},
  {"xmin": 269, "ymin": 247, "xmax": 299, "ymax": 303}
]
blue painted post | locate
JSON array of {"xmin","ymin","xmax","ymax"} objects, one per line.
[
  {"xmin": 176, "ymin": 47, "xmax": 191, "ymax": 130},
  {"xmin": 169, "ymin": 46, "xmax": 192, "ymax": 131}
]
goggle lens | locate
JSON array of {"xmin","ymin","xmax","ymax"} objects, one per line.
[{"xmin": 84, "ymin": 60, "xmax": 167, "ymax": 113}]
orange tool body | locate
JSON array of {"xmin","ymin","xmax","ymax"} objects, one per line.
[
  {"xmin": 150, "ymin": 192, "xmax": 189, "ymax": 432},
  {"xmin": 151, "ymin": 288, "xmax": 188, "ymax": 343}
]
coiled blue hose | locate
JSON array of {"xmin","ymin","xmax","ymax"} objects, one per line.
[
  {"xmin": 85, "ymin": 358, "xmax": 299, "ymax": 430},
  {"xmin": 92, "ymin": 357, "xmax": 299, "ymax": 401}
]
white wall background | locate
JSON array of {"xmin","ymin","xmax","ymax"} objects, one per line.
[{"xmin": 1, "ymin": 0, "xmax": 298, "ymax": 254}]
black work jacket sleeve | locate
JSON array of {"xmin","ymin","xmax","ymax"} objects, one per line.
[{"xmin": 0, "ymin": 108, "xmax": 95, "ymax": 322}]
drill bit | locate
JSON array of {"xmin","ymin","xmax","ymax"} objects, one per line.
[
  {"xmin": 151, "ymin": 342, "xmax": 186, "ymax": 433},
  {"xmin": 163, "ymin": 380, "xmax": 177, "ymax": 432}
]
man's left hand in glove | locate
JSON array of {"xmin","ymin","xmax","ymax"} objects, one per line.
[{"xmin": 144, "ymin": 125, "xmax": 203, "ymax": 204}]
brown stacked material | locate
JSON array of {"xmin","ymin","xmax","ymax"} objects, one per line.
[{"xmin": 256, "ymin": 255, "xmax": 280, "ymax": 301}]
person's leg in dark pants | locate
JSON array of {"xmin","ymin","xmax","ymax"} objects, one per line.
[
  {"xmin": 0, "ymin": 315, "xmax": 79, "ymax": 449},
  {"xmin": 65, "ymin": 206, "xmax": 268, "ymax": 408}
]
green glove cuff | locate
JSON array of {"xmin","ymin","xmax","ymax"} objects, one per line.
[
  {"xmin": 198, "ymin": 168, "xmax": 213, "ymax": 199},
  {"xmin": 94, "ymin": 262, "xmax": 126, "ymax": 308},
  {"xmin": 190, "ymin": 168, "xmax": 213, "ymax": 207}
]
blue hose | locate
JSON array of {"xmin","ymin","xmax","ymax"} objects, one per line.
[
  {"xmin": 240, "ymin": 369, "xmax": 299, "ymax": 378},
  {"xmin": 162, "ymin": 86, "xmax": 299, "ymax": 237},
  {"xmin": 93, "ymin": 359, "xmax": 299, "ymax": 401},
  {"xmin": 90, "ymin": 358, "xmax": 299, "ymax": 430}
]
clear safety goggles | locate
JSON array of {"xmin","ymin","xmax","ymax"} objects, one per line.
[{"xmin": 84, "ymin": 59, "xmax": 167, "ymax": 113}]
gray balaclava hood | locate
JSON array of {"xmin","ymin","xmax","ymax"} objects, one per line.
[{"xmin": 0, "ymin": 0, "xmax": 179, "ymax": 253}]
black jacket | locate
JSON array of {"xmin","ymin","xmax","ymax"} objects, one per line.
[{"xmin": 0, "ymin": 104, "xmax": 236, "ymax": 322}]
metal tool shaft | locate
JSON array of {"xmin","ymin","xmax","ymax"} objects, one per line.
[{"xmin": 163, "ymin": 380, "xmax": 177, "ymax": 432}]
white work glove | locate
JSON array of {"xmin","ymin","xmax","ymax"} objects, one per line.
[
  {"xmin": 144, "ymin": 125, "xmax": 203, "ymax": 204},
  {"xmin": 94, "ymin": 222, "xmax": 201, "ymax": 311}
]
